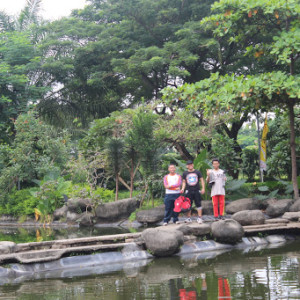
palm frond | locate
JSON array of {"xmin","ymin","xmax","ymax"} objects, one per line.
[
  {"xmin": 17, "ymin": 0, "xmax": 43, "ymax": 30},
  {"xmin": 0, "ymin": 11, "xmax": 15, "ymax": 32}
]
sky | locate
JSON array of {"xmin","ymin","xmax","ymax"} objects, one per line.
[{"xmin": 0, "ymin": 0, "xmax": 87, "ymax": 20}]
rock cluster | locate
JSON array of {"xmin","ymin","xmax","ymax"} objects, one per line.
[{"xmin": 53, "ymin": 197, "xmax": 138, "ymax": 226}]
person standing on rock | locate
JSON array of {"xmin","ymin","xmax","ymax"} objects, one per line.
[
  {"xmin": 163, "ymin": 164, "xmax": 182, "ymax": 225},
  {"xmin": 180, "ymin": 160, "xmax": 205, "ymax": 224},
  {"xmin": 206, "ymin": 158, "xmax": 226, "ymax": 221}
]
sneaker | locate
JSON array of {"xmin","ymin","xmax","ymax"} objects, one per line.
[
  {"xmin": 219, "ymin": 215, "xmax": 225, "ymax": 220},
  {"xmin": 184, "ymin": 218, "xmax": 192, "ymax": 223},
  {"xmin": 214, "ymin": 216, "xmax": 219, "ymax": 221},
  {"xmin": 175, "ymin": 221, "xmax": 180, "ymax": 225},
  {"xmin": 163, "ymin": 222, "xmax": 168, "ymax": 226},
  {"xmin": 197, "ymin": 217, "xmax": 203, "ymax": 224}
]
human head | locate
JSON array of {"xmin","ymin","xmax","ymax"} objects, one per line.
[
  {"xmin": 168, "ymin": 164, "xmax": 176, "ymax": 174},
  {"xmin": 186, "ymin": 160, "xmax": 194, "ymax": 171},
  {"xmin": 212, "ymin": 158, "xmax": 220, "ymax": 170}
]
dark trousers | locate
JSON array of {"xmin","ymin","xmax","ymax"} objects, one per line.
[{"xmin": 164, "ymin": 193, "xmax": 180, "ymax": 223}]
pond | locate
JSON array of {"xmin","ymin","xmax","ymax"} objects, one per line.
[
  {"xmin": 1, "ymin": 237, "xmax": 300, "ymax": 299},
  {"xmin": 0, "ymin": 226, "xmax": 133, "ymax": 243}
]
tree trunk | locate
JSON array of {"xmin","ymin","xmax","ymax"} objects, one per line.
[
  {"xmin": 119, "ymin": 176, "xmax": 130, "ymax": 191},
  {"xmin": 129, "ymin": 160, "xmax": 140, "ymax": 198},
  {"xmin": 288, "ymin": 45, "xmax": 299, "ymax": 199},
  {"xmin": 288, "ymin": 100, "xmax": 299, "ymax": 199},
  {"xmin": 115, "ymin": 173, "xmax": 119, "ymax": 201},
  {"xmin": 219, "ymin": 116, "xmax": 246, "ymax": 179},
  {"xmin": 130, "ymin": 160, "xmax": 134, "ymax": 198},
  {"xmin": 140, "ymin": 182, "xmax": 148, "ymax": 208},
  {"xmin": 174, "ymin": 142, "xmax": 194, "ymax": 161}
]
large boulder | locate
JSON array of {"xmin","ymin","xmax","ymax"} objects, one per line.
[
  {"xmin": 141, "ymin": 228, "xmax": 184, "ymax": 257},
  {"xmin": 211, "ymin": 219, "xmax": 244, "ymax": 244},
  {"xmin": 136, "ymin": 205, "xmax": 165, "ymax": 224},
  {"xmin": 289, "ymin": 199, "xmax": 300, "ymax": 212},
  {"xmin": 67, "ymin": 198, "xmax": 93, "ymax": 213},
  {"xmin": 95, "ymin": 198, "xmax": 138, "ymax": 222},
  {"xmin": 0, "ymin": 241, "xmax": 16, "ymax": 254},
  {"xmin": 232, "ymin": 210, "xmax": 265, "ymax": 226},
  {"xmin": 66, "ymin": 211, "xmax": 81, "ymax": 222},
  {"xmin": 78, "ymin": 212, "xmax": 95, "ymax": 226},
  {"xmin": 258, "ymin": 198, "xmax": 277, "ymax": 211},
  {"xmin": 53, "ymin": 205, "xmax": 68, "ymax": 221},
  {"xmin": 226, "ymin": 198, "xmax": 259, "ymax": 214},
  {"xmin": 265, "ymin": 199, "xmax": 293, "ymax": 218},
  {"xmin": 202, "ymin": 201, "xmax": 214, "ymax": 215},
  {"xmin": 177, "ymin": 223, "xmax": 211, "ymax": 236}
]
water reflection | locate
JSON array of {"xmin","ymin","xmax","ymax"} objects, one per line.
[
  {"xmin": 0, "ymin": 226, "xmax": 130, "ymax": 243},
  {"xmin": 1, "ymin": 241, "xmax": 300, "ymax": 299}
]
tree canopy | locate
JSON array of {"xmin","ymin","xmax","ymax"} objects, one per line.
[{"xmin": 0, "ymin": 0, "xmax": 299, "ymax": 203}]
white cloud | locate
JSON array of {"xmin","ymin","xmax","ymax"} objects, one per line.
[{"xmin": 0, "ymin": 0, "xmax": 87, "ymax": 20}]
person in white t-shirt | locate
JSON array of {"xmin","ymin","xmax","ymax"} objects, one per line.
[
  {"xmin": 163, "ymin": 164, "xmax": 182, "ymax": 225},
  {"xmin": 206, "ymin": 158, "xmax": 226, "ymax": 221}
]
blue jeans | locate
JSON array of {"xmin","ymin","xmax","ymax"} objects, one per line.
[{"xmin": 163, "ymin": 193, "xmax": 180, "ymax": 223}]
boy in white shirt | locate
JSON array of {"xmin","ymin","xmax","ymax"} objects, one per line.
[{"xmin": 206, "ymin": 158, "xmax": 226, "ymax": 221}]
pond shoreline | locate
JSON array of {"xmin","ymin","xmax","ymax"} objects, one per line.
[{"xmin": 0, "ymin": 233, "xmax": 299, "ymax": 286}]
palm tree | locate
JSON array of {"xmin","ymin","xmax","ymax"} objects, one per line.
[
  {"xmin": 105, "ymin": 138, "xmax": 125, "ymax": 201},
  {"xmin": 0, "ymin": 0, "xmax": 43, "ymax": 32}
]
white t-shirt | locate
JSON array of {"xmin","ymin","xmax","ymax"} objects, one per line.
[
  {"xmin": 210, "ymin": 169, "xmax": 226, "ymax": 197},
  {"xmin": 164, "ymin": 174, "xmax": 181, "ymax": 194}
]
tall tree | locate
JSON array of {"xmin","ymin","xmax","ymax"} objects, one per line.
[
  {"xmin": 35, "ymin": 0, "xmax": 216, "ymax": 126},
  {"xmin": 200, "ymin": 0, "xmax": 300, "ymax": 197},
  {"xmin": 0, "ymin": 0, "xmax": 47, "ymax": 142},
  {"xmin": 0, "ymin": 31, "xmax": 47, "ymax": 142}
]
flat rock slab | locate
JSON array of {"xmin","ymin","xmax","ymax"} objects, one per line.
[
  {"xmin": 265, "ymin": 218, "xmax": 290, "ymax": 224},
  {"xmin": 0, "ymin": 242, "xmax": 145, "ymax": 264},
  {"xmin": 243, "ymin": 222, "xmax": 300, "ymax": 233},
  {"xmin": 136, "ymin": 205, "xmax": 165, "ymax": 224},
  {"xmin": 282, "ymin": 212, "xmax": 300, "ymax": 221},
  {"xmin": 0, "ymin": 233, "xmax": 143, "ymax": 264}
]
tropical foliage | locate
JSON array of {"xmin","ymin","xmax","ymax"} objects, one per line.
[{"xmin": 0, "ymin": 0, "xmax": 299, "ymax": 218}]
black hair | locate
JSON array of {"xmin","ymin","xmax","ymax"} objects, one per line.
[
  {"xmin": 168, "ymin": 163, "xmax": 176, "ymax": 167},
  {"xmin": 212, "ymin": 158, "xmax": 219, "ymax": 163}
]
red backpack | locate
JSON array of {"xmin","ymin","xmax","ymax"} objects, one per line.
[{"xmin": 174, "ymin": 195, "xmax": 191, "ymax": 213}]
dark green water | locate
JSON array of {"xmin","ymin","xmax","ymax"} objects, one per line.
[
  {"xmin": 1, "ymin": 240, "xmax": 300, "ymax": 299},
  {"xmin": 0, "ymin": 226, "xmax": 131, "ymax": 243}
]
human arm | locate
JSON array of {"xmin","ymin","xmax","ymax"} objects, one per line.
[
  {"xmin": 180, "ymin": 179, "xmax": 186, "ymax": 194},
  {"xmin": 200, "ymin": 177, "xmax": 205, "ymax": 194},
  {"xmin": 206, "ymin": 169, "xmax": 211, "ymax": 183},
  {"xmin": 163, "ymin": 175, "xmax": 170, "ymax": 189}
]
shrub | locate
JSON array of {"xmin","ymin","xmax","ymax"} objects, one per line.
[
  {"xmin": 0, "ymin": 188, "xmax": 39, "ymax": 216},
  {"xmin": 0, "ymin": 111, "xmax": 71, "ymax": 194}
]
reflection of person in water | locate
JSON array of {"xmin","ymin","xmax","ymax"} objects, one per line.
[
  {"xmin": 218, "ymin": 277, "xmax": 231, "ymax": 300},
  {"xmin": 177, "ymin": 273, "xmax": 207, "ymax": 300}
]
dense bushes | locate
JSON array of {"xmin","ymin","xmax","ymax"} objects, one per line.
[{"xmin": 0, "ymin": 111, "xmax": 70, "ymax": 193}]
